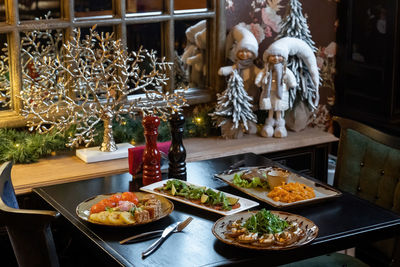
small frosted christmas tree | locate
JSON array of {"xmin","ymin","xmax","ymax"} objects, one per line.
[
  {"xmin": 277, "ymin": 0, "xmax": 319, "ymax": 110},
  {"xmin": 210, "ymin": 70, "xmax": 256, "ymax": 139}
]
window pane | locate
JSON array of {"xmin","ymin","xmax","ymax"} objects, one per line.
[
  {"xmin": 175, "ymin": 20, "xmax": 207, "ymax": 88},
  {"xmin": 75, "ymin": 0, "xmax": 113, "ymax": 18},
  {"xmin": 0, "ymin": 33, "xmax": 10, "ymax": 110},
  {"xmin": 127, "ymin": 23, "xmax": 162, "ymax": 93},
  {"xmin": 174, "ymin": 0, "xmax": 206, "ymax": 11},
  {"xmin": 127, "ymin": 23, "xmax": 161, "ymax": 53},
  {"xmin": 19, "ymin": 0, "xmax": 60, "ymax": 21},
  {"xmin": 351, "ymin": 0, "xmax": 388, "ymax": 66},
  {"xmin": 126, "ymin": 0, "xmax": 163, "ymax": 13},
  {"xmin": 0, "ymin": 0, "xmax": 5, "ymax": 21}
]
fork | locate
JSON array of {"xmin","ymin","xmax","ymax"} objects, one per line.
[{"xmin": 119, "ymin": 216, "xmax": 193, "ymax": 244}]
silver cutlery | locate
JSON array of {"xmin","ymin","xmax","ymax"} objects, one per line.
[
  {"xmin": 141, "ymin": 217, "xmax": 193, "ymax": 258},
  {"xmin": 120, "ymin": 217, "xmax": 193, "ymax": 245}
]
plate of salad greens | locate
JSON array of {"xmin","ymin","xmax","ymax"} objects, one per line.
[
  {"xmin": 140, "ymin": 179, "xmax": 259, "ymax": 215},
  {"xmin": 212, "ymin": 209, "xmax": 318, "ymax": 250}
]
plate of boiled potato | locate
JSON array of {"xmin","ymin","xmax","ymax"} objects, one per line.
[{"xmin": 76, "ymin": 192, "xmax": 174, "ymax": 227}]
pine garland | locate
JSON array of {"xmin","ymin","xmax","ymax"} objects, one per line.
[{"xmin": 0, "ymin": 129, "xmax": 69, "ymax": 164}]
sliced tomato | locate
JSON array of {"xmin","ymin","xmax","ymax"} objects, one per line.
[
  {"xmin": 108, "ymin": 194, "xmax": 122, "ymax": 205},
  {"xmin": 99, "ymin": 198, "xmax": 115, "ymax": 208},
  {"xmin": 121, "ymin": 192, "xmax": 139, "ymax": 205},
  {"xmin": 90, "ymin": 203, "xmax": 106, "ymax": 214}
]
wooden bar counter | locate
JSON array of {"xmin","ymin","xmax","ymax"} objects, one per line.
[{"xmin": 12, "ymin": 128, "xmax": 338, "ymax": 195}]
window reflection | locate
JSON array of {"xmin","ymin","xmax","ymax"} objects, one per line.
[
  {"xmin": 0, "ymin": 0, "xmax": 5, "ymax": 21},
  {"xmin": 127, "ymin": 23, "xmax": 162, "ymax": 93},
  {"xmin": 75, "ymin": 0, "xmax": 113, "ymax": 17},
  {"xmin": 0, "ymin": 33, "xmax": 10, "ymax": 110},
  {"xmin": 175, "ymin": 20, "xmax": 207, "ymax": 88},
  {"xmin": 126, "ymin": 0, "xmax": 162, "ymax": 13},
  {"xmin": 127, "ymin": 23, "xmax": 161, "ymax": 53},
  {"xmin": 174, "ymin": 0, "xmax": 206, "ymax": 11},
  {"xmin": 351, "ymin": 0, "xmax": 388, "ymax": 65},
  {"xmin": 19, "ymin": 0, "xmax": 60, "ymax": 20}
]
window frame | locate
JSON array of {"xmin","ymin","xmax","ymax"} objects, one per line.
[{"xmin": 0, "ymin": 0, "xmax": 226, "ymax": 127}]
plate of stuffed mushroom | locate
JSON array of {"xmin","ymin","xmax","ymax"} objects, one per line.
[{"xmin": 212, "ymin": 209, "xmax": 318, "ymax": 250}]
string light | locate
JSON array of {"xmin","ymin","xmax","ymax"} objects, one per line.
[{"xmin": 194, "ymin": 116, "xmax": 203, "ymax": 124}]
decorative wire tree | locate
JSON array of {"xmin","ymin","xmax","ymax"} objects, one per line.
[
  {"xmin": 20, "ymin": 26, "xmax": 186, "ymax": 152},
  {"xmin": 210, "ymin": 70, "xmax": 256, "ymax": 139},
  {"xmin": 0, "ymin": 46, "xmax": 10, "ymax": 108},
  {"xmin": 276, "ymin": 0, "xmax": 319, "ymax": 110}
]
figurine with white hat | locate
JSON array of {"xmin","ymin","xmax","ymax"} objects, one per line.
[
  {"xmin": 218, "ymin": 24, "xmax": 260, "ymax": 134},
  {"xmin": 255, "ymin": 37, "xmax": 319, "ymax": 138}
]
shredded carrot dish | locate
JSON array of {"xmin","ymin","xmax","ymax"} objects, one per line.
[{"xmin": 267, "ymin": 182, "xmax": 315, "ymax": 203}]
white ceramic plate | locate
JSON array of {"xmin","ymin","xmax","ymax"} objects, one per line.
[
  {"xmin": 140, "ymin": 179, "xmax": 259, "ymax": 216},
  {"xmin": 215, "ymin": 166, "xmax": 342, "ymax": 208},
  {"xmin": 212, "ymin": 210, "xmax": 318, "ymax": 250}
]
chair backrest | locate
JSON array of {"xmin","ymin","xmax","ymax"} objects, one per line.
[
  {"xmin": 334, "ymin": 117, "xmax": 400, "ymax": 266},
  {"xmin": 334, "ymin": 117, "xmax": 400, "ymax": 213},
  {"xmin": 0, "ymin": 161, "xmax": 60, "ymax": 267},
  {"xmin": 0, "ymin": 161, "xmax": 19, "ymax": 209}
]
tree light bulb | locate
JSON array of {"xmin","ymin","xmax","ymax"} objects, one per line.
[{"xmin": 195, "ymin": 117, "xmax": 202, "ymax": 124}]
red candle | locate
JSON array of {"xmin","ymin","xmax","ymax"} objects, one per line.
[{"xmin": 142, "ymin": 115, "xmax": 162, "ymax": 186}]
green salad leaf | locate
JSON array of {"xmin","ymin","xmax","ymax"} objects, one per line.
[
  {"xmin": 162, "ymin": 179, "xmax": 233, "ymax": 210},
  {"xmin": 243, "ymin": 209, "xmax": 289, "ymax": 234},
  {"xmin": 233, "ymin": 173, "xmax": 269, "ymax": 189}
]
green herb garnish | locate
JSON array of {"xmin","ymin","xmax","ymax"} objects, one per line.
[
  {"xmin": 244, "ymin": 209, "xmax": 289, "ymax": 234},
  {"xmin": 129, "ymin": 206, "xmax": 136, "ymax": 216}
]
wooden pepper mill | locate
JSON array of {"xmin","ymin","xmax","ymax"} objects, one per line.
[
  {"xmin": 142, "ymin": 115, "xmax": 162, "ymax": 186},
  {"xmin": 168, "ymin": 112, "xmax": 187, "ymax": 180}
]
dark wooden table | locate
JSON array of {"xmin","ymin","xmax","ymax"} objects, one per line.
[{"xmin": 33, "ymin": 153, "xmax": 400, "ymax": 266}]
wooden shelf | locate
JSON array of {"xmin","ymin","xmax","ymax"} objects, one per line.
[{"xmin": 12, "ymin": 128, "xmax": 338, "ymax": 195}]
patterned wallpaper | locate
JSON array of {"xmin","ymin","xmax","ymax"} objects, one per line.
[{"xmin": 225, "ymin": 0, "xmax": 339, "ymax": 131}]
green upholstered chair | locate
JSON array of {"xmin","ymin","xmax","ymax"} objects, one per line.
[
  {"xmin": 333, "ymin": 117, "xmax": 400, "ymax": 266},
  {"xmin": 282, "ymin": 117, "xmax": 400, "ymax": 267},
  {"xmin": 0, "ymin": 161, "xmax": 60, "ymax": 267}
]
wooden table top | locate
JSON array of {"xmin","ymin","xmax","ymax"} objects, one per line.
[
  {"xmin": 33, "ymin": 153, "xmax": 400, "ymax": 267},
  {"xmin": 13, "ymin": 128, "xmax": 337, "ymax": 195}
]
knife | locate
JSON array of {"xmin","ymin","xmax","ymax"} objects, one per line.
[{"xmin": 141, "ymin": 221, "xmax": 181, "ymax": 258}]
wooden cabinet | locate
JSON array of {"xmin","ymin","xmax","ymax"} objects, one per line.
[{"xmin": 334, "ymin": 0, "xmax": 400, "ymax": 135}]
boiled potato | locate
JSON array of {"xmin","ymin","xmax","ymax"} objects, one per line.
[
  {"xmin": 89, "ymin": 211, "xmax": 109, "ymax": 223},
  {"xmin": 108, "ymin": 212, "xmax": 123, "ymax": 225},
  {"xmin": 120, "ymin": 212, "xmax": 136, "ymax": 224}
]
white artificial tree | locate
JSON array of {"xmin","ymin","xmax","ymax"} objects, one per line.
[
  {"xmin": 276, "ymin": 0, "xmax": 319, "ymax": 110},
  {"xmin": 211, "ymin": 69, "xmax": 257, "ymax": 138}
]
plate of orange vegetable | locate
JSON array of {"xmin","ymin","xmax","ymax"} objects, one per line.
[
  {"xmin": 76, "ymin": 192, "xmax": 173, "ymax": 226},
  {"xmin": 215, "ymin": 166, "xmax": 342, "ymax": 208}
]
